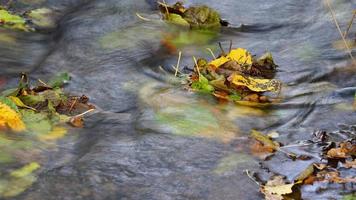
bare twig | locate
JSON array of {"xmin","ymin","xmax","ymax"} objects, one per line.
[
  {"xmin": 229, "ymin": 40, "xmax": 233, "ymax": 52},
  {"xmin": 218, "ymin": 42, "xmax": 226, "ymax": 56},
  {"xmin": 244, "ymin": 170, "xmax": 260, "ymax": 186},
  {"xmin": 175, "ymin": 51, "xmax": 182, "ymax": 77},
  {"xmin": 206, "ymin": 48, "xmax": 216, "ymax": 59},
  {"xmin": 158, "ymin": 0, "xmax": 169, "ymax": 15},
  {"xmin": 343, "ymin": 10, "xmax": 356, "ymax": 38},
  {"xmin": 37, "ymin": 79, "xmax": 51, "ymax": 88},
  {"xmin": 72, "ymin": 108, "xmax": 95, "ymax": 118},
  {"xmin": 193, "ymin": 56, "xmax": 201, "ymax": 80},
  {"xmin": 325, "ymin": 0, "xmax": 355, "ymax": 62},
  {"xmin": 136, "ymin": 13, "xmax": 151, "ymax": 21}
]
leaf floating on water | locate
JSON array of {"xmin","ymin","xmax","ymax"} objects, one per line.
[
  {"xmin": 166, "ymin": 13, "xmax": 190, "ymax": 26},
  {"xmin": 0, "ymin": 102, "xmax": 26, "ymax": 132},
  {"xmin": 250, "ymin": 130, "xmax": 279, "ymax": 150},
  {"xmin": 10, "ymin": 162, "xmax": 40, "ymax": 178},
  {"xmin": 260, "ymin": 176, "xmax": 296, "ymax": 200},
  {"xmin": 229, "ymin": 73, "xmax": 281, "ymax": 93},
  {"xmin": 209, "ymin": 48, "xmax": 253, "ymax": 68}
]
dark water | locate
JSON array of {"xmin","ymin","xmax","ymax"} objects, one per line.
[{"xmin": 0, "ymin": 0, "xmax": 356, "ymax": 199}]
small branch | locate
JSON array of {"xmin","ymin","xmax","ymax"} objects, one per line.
[
  {"xmin": 244, "ymin": 170, "xmax": 260, "ymax": 186},
  {"xmin": 206, "ymin": 48, "xmax": 216, "ymax": 59},
  {"xmin": 175, "ymin": 51, "xmax": 182, "ymax": 77},
  {"xmin": 343, "ymin": 10, "xmax": 356, "ymax": 38},
  {"xmin": 136, "ymin": 13, "xmax": 151, "ymax": 21},
  {"xmin": 325, "ymin": 0, "xmax": 355, "ymax": 63},
  {"xmin": 218, "ymin": 42, "xmax": 226, "ymax": 56},
  {"xmin": 193, "ymin": 56, "xmax": 201, "ymax": 80},
  {"xmin": 72, "ymin": 108, "xmax": 95, "ymax": 119},
  {"xmin": 229, "ymin": 40, "xmax": 233, "ymax": 52}
]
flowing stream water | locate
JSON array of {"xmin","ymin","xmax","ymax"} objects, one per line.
[{"xmin": 0, "ymin": 0, "xmax": 355, "ymax": 199}]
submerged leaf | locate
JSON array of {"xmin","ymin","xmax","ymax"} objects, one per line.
[{"xmin": 10, "ymin": 162, "xmax": 40, "ymax": 178}]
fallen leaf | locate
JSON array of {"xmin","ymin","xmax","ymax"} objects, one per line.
[
  {"xmin": 261, "ymin": 176, "xmax": 296, "ymax": 200},
  {"xmin": 250, "ymin": 130, "xmax": 279, "ymax": 150},
  {"xmin": 0, "ymin": 102, "xmax": 26, "ymax": 132},
  {"xmin": 209, "ymin": 48, "xmax": 253, "ymax": 68},
  {"xmin": 69, "ymin": 116, "xmax": 84, "ymax": 128},
  {"xmin": 0, "ymin": 9, "xmax": 30, "ymax": 31},
  {"xmin": 229, "ymin": 73, "xmax": 281, "ymax": 92},
  {"xmin": 38, "ymin": 126, "xmax": 67, "ymax": 141},
  {"xmin": 10, "ymin": 162, "xmax": 40, "ymax": 178}
]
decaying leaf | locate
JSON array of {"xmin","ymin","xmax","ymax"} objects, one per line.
[
  {"xmin": 327, "ymin": 140, "xmax": 356, "ymax": 159},
  {"xmin": 160, "ymin": 2, "xmax": 224, "ymax": 30},
  {"xmin": 260, "ymin": 176, "xmax": 296, "ymax": 200},
  {"xmin": 229, "ymin": 74, "xmax": 281, "ymax": 93},
  {"xmin": 250, "ymin": 130, "xmax": 279, "ymax": 150},
  {"xmin": 0, "ymin": 102, "xmax": 26, "ymax": 132}
]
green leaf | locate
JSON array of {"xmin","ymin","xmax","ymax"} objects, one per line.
[
  {"xmin": 48, "ymin": 73, "xmax": 70, "ymax": 88},
  {"xmin": 183, "ymin": 6, "xmax": 221, "ymax": 30},
  {"xmin": 166, "ymin": 13, "xmax": 190, "ymax": 26},
  {"xmin": 0, "ymin": 9, "xmax": 30, "ymax": 31},
  {"xmin": 20, "ymin": 110, "xmax": 52, "ymax": 135},
  {"xmin": 191, "ymin": 75, "xmax": 214, "ymax": 93},
  {"xmin": 0, "ymin": 96, "xmax": 19, "ymax": 112},
  {"xmin": 228, "ymin": 94, "xmax": 241, "ymax": 101}
]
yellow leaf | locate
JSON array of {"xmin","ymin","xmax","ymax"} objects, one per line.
[
  {"xmin": 227, "ymin": 48, "xmax": 252, "ymax": 66},
  {"xmin": 8, "ymin": 96, "xmax": 35, "ymax": 110},
  {"xmin": 263, "ymin": 183, "xmax": 294, "ymax": 195},
  {"xmin": 0, "ymin": 102, "xmax": 26, "ymax": 132},
  {"xmin": 38, "ymin": 126, "xmax": 67, "ymax": 141},
  {"xmin": 10, "ymin": 162, "xmax": 40, "ymax": 178},
  {"xmin": 209, "ymin": 56, "xmax": 229, "ymax": 68},
  {"xmin": 208, "ymin": 48, "xmax": 253, "ymax": 68},
  {"xmin": 230, "ymin": 73, "xmax": 281, "ymax": 92}
]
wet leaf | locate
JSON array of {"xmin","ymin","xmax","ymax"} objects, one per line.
[
  {"xmin": 191, "ymin": 75, "xmax": 215, "ymax": 93},
  {"xmin": 209, "ymin": 48, "xmax": 253, "ymax": 68},
  {"xmin": 8, "ymin": 96, "xmax": 34, "ymax": 110},
  {"xmin": 20, "ymin": 110, "xmax": 51, "ymax": 135},
  {"xmin": 38, "ymin": 126, "xmax": 67, "ymax": 141},
  {"xmin": 261, "ymin": 176, "xmax": 295, "ymax": 200},
  {"xmin": 48, "ymin": 72, "xmax": 70, "ymax": 88},
  {"xmin": 0, "ymin": 102, "xmax": 26, "ymax": 132},
  {"xmin": 166, "ymin": 13, "xmax": 190, "ymax": 26},
  {"xmin": 183, "ymin": 5, "xmax": 221, "ymax": 29},
  {"xmin": 26, "ymin": 8, "xmax": 55, "ymax": 28},
  {"xmin": 214, "ymin": 153, "xmax": 253, "ymax": 175},
  {"xmin": 0, "ymin": 9, "xmax": 30, "ymax": 31},
  {"xmin": 294, "ymin": 164, "xmax": 314, "ymax": 183},
  {"xmin": 10, "ymin": 162, "xmax": 40, "ymax": 178},
  {"xmin": 0, "ymin": 96, "xmax": 19, "ymax": 112},
  {"xmin": 327, "ymin": 141, "xmax": 356, "ymax": 159},
  {"xmin": 229, "ymin": 73, "xmax": 281, "ymax": 92},
  {"xmin": 250, "ymin": 130, "xmax": 279, "ymax": 150}
]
